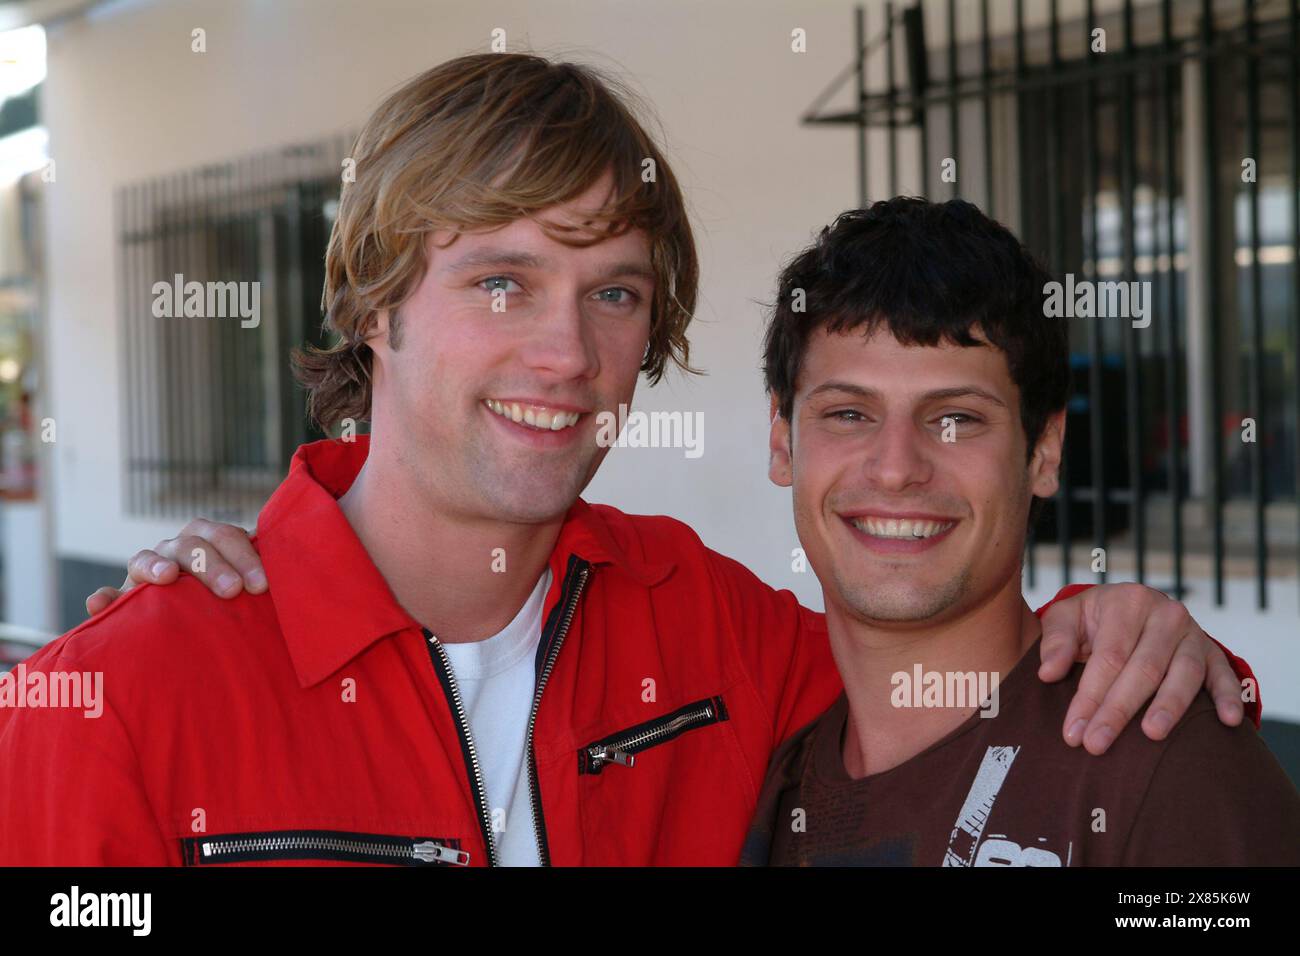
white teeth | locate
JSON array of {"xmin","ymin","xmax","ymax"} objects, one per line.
[
  {"xmin": 851, "ymin": 516, "xmax": 954, "ymax": 539},
  {"xmin": 484, "ymin": 399, "xmax": 581, "ymax": 431}
]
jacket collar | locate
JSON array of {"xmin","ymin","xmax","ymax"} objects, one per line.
[{"xmin": 256, "ymin": 436, "xmax": 674, "ymax": 688}]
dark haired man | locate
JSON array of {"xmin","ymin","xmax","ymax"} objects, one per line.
[{"xmin": 742, "ymin": 198, "xmax": 1300, "ymax": 866}]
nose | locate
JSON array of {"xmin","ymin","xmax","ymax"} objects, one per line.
[
  {"xmin": 519, "ymin": 295, "xmax": 602, "ymax": 381},
  {"xmin": 861, "ymin": 416, "xmax": 934, "ymax": 492}
]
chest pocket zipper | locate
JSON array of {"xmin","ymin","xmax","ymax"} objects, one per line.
[
  {"xmin": 180, "ymin": 829, "xmax": 470, "ymax": 866},
  {"xmin": 578, "ymin": 695, "xmax": 729, "ymax": 774}
]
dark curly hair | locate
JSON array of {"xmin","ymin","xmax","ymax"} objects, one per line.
[{"xmin": 763, "ymin": 197, "xmax": 1068, "ymax": 459}]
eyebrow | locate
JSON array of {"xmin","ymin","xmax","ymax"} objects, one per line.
[
  {"xmin": 806, "ymin": 380, "xmax": 1009, "ymax": 409},
  {"xmin": 441, "ymin": 248, "xmax": 656, "ymax": 283},
  {"xmin": 440, "ymin": 249, "xmax": 547, "ymax": 274}
]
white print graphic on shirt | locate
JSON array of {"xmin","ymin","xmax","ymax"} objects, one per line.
[
  {"xmin": 943, "ymin": 745, "xmax": 1017, "ymax": 866},
  {"xmin": 974, "ymin": 833, "xmax": 1069, "ymax": 866},
  {"xmin": 942, "ymin": 745, "xmax": 1069, "ymax": 867}
]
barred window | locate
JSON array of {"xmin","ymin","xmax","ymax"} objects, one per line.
[{"xmin": 117, "ymin": 136, "xmax": 351, "ymax": 522}]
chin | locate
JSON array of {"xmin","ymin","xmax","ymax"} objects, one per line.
[
  {"xmin": 836, "ymin": 572, "xmax": 970, "ymax": 624},
  {"xmin": 484, "ymin": 481, "xmax": 584, "ymax": 525},
  {"xmin": 467, "ymin": 446, "xmax": 595, "ymax": 522}
]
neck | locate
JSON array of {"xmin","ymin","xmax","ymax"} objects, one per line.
[
  {"xmin": 831, "ymin": 575, "xmax": 1041, "ymax": 780},
  {"xmin": 337, "ymin": 440, "xmax": 561, "ymax": 644}
]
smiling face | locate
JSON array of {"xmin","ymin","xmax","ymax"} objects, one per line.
[
  {"xmin": 770, "ymin": 325, "xmax": 1064, "ymax": 626},
  {"xmin": 367, "ymin": 175, "xmax": 655, "ymax": 526}
]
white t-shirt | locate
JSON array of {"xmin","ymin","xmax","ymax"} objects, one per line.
[{"xmin": 439, "ymin": 568, "xmax": 551, "ymax": 867}]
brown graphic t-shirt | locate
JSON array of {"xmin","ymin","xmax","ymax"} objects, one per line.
[{"xmin": 740, "ymin": 638, "xmax": 1300, "ymax": 866}]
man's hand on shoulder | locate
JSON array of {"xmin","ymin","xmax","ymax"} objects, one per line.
[
  {"xmin": 85, "ymin": 518, "xmax": 267, "ymax": 617},
  {"xmin": 1035, "ymin": 582, "xmax": 1249, "ymax": 756}
]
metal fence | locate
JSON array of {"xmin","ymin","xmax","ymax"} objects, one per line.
[
  {"xmin": 116, "ymin": 136, "xmax": 351, "ymax": 523},
  {"xmin": 805, "ymin": 0, "xmax": 1300, "ymax": 610}
]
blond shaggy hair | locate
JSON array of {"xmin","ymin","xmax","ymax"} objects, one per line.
[{"xmin": 294, "ymin": 53, "xmax": 700, "ymax": 429}]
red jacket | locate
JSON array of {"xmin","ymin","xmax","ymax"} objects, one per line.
[{"xmin": 0, "ymin": 438, "xmax": 1259, "ymax": 866}]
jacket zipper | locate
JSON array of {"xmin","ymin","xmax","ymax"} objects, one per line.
[
  {"xmin": 424, "ymin": 632, "xmax": 499, "ymax": 866},
  {"xmin": 580, "ymin": 695, "xmax": 730, "ymax": 774},
  {"xmin": 182, "ymin": 829, "xmax": 469, "ymax": 866},
  {"xmin": 525, "ymin": 557, "xmax": 591, "ymax": 867}
]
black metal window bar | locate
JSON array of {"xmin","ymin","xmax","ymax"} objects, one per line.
[
  {"xmin": 116, "ymin": 135, "xmax": 352, "ymax": 523},
  {"xmin": 806, "ymin": 0, "xmax": 1300, "ymax": 611}
]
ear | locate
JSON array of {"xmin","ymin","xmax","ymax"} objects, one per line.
[
  {"xmin": 367, "ymin": 309, "xmax": 396, "ymax": 364},
  {"xmin": 768, "ymin": 392, "xmax": 793, "ymax": 488},
  {"xmin": 1028, "ymin": 409, "xmax": 1066, "ymax": 499}
]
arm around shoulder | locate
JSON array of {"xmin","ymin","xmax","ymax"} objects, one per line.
[{"xmin": 703, "ymin": 547, "xmax": 841, "ymax": 746}]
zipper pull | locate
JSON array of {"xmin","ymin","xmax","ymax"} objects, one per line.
[
  {"xmin": 588, "ymin": 745, "xmax": 636, "ymax": 770},
  {"xmin": 412, "ymin": 841, "xmax": 470, "ymax": 866}
]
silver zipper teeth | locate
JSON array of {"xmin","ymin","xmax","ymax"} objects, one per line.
[
  {"xmin": 202, "ymin": 836, "xmax": 421, "ymax": 860},
  {"xmin": 428, "ymin": 636, "xmax": 499, "ymax": 867},
  {"xmin": 526, "ymin": 564, "xmax": 591, "ymax": 867},
  {"xmin": 591, "ymin": 703, "xmax": 715, "ymax": 763}
]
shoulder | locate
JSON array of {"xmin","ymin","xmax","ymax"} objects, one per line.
[
  {"xmin": 0, "ymin": 579, "xmax": 278, "ymax": 781},
  {"xmin": 1026, "ymin": 658, "xmax": 1223, "ymax": 761},
  {"xmin": 594, "ymin": 504, "xmax": 822, "ymax": 634},
  {"xmin": 595, "ymin": 503, "xmax": 790, "ymax": 578},
  {"xmin": 1098, "ymin": 685, "xmax": 1222, "ymax": 765},
  {"xmin": 35, "ymin": 576, "xmax": 281, "ymax": 685},
  {"xmin": 1142, "ymin": 688, "xmax": 1283, "ymax": 780},
  {"xmin": 738, "ymin": 701, "xmax": 830, "ymax": 865},
  {"xmin": 1120, "ymin": 689, "xmax": 1300, "ymax": 863},
  {"xmin": 1036, "ymin": 665, "xmax": 1292, "ymax": 811},
  {"xmin": 584, "ymin": 503, "xmax": 708, "ymax": 556},
  {"xmin": 585, "ymin": 503, "xmax": 789, "ymax": 596}
]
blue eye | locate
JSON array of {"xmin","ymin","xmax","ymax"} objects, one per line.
[
  {"xmin": 480, "ymin": 276, "xmax": 521, "ymax": 294},
  {"xmin": 594, "ymin": 287, "xmax": 637, "ymax": 305},
  {"xmin": 829, "ymin": 409, "xmax": 866, "ymax": 422}
]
